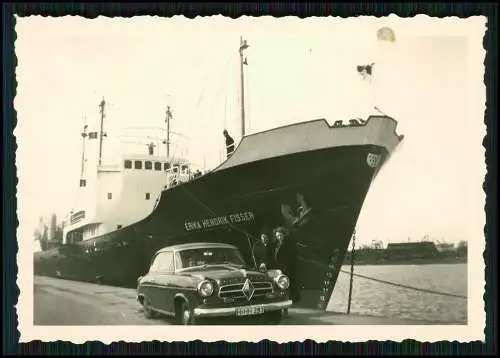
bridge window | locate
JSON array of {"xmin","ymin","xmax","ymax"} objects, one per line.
[
  {"xmin": 107, "ymin": 193, "xmax": 112, "ymax": 200},
  {"xmin": 145, "ymin": 193, "xmax": 150, "ymax": 200},
  {"xmin": 124, "ymin": 160, "xmax": 132, "ymax": 169},
  {"xmin": 145, "ymin": 161, "xmax": 152, "ymax": 170},
  {"xmin": 154, "ymin": 162, "xmax": 162, "ymax": 171},
  {"xmin": 70, "ymin": 210, "xmax": 85, "ymax": 224},
  {"xmin": 164, "ymin": 162, "xmax": 171, "ymax": 171},
  {"xmin": 173, "ymin": 164, "xmax": 179, "ymax": 173},
  {"xmin": 181, "ymin": 165, "xmax": 188, "ymax": 174},
  {"xmin": 134, "ymin": 160, "xmax": 142, "ymax": 169}
]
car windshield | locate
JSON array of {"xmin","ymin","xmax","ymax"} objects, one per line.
[{"xmin": 178, "ymin": 247, "xmax": 246, "ymax": 269}]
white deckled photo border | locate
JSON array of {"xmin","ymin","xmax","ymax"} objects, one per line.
[{"xmin": 14, "ymin": 14, "xmax": 487, "ymax": 343}]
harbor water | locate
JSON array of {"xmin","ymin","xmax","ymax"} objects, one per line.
[{"xmin": 327, "ymin": 263, "xmax": 467, "ymax": 324}]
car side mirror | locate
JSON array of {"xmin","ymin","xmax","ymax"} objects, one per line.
[{"xmin": 259, "ymin": 263, "xmax": 267, "ymax": 272}]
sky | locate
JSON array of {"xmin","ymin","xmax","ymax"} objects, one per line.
[{"xmin": 14, "ymin": 15, "xmax": 486, "ymax": 250}]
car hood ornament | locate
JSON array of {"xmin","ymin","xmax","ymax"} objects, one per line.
[{"xmin": 242, "ymin": 278, "xmax": 255, "ymax": 301}]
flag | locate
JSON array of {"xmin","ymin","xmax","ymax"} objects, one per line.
[
  {"xmin": 357, "ymin": 63, "xmax": 374, "ymax": 81},
  {"xmin": 239, "ymin": 38, "xmax": 249, "ymax": 52},
  {"xmin": 165, "ymin": 106, "xmax": 172, "ymax": 123},
  {"xmin": 88, "ymin": 132, "xmax": 98, "ymax": 139}
]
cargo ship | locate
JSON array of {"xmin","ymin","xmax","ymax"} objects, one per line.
[{"xmin": 33, "ymin": 37, "xmax": 404, "ymax": 310}]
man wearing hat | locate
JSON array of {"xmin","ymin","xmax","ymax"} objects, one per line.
[
  {"xmin": 252, "ymin": 227, "xmax": 275, "ymax": 269},
  {"xmin": 223, "ymin": 129, "xmax": 235, "ymax": 158}
]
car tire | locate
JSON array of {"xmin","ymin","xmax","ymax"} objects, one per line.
[
  {"xmin": 143, "ymin": 296, "xmax": 157, "ymax": 319},
  {"xmin": 262, "ymin": 310, "xmax": 282, "ymax": 325},
  {"xmin": 175, "ymin": 300, "xmax": 195, "ymax": 325}
]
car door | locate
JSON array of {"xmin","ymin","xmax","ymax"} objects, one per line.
[
  {"xmin": 154, "ymin": 251, "xmax": 176, "ymax": 314},
  {"xmin": 142, "ymin": 254, "xmax": 161, "ymax": 309}
]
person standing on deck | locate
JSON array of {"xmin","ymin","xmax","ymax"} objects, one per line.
[
  {"xmin": 273, "ymin": 226, "xmax": 300, "ymax": 303},
  {"xmin": 252, "ymin": 227, "xmax": 274, "ymax": 269},
  {"xmin": 223, "ymin": 129, "xmax": 235, "ymax": 158}
]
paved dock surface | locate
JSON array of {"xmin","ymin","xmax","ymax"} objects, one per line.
[{"xmin": 34, "ymin": 276, "xmax": 447, "ymax": 326}]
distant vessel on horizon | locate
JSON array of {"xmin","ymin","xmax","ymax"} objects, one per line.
[
  {"xmin": 343, "ymin": 240, "xmax": 468, "ymax": 266},
  {"xmin": 34, "ymin": 37, "xmax": 404, "ymax": 311}
]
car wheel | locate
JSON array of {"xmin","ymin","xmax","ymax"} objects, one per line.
[
  {"xmin": 175, "ymin": 300, "xmax": 195, "ymax": 325},
  {"xmin": 262, "ymin": 310, "xmax": 282, "ymax": 325},
  {"xmin": 143, "ymin": 296, "xmax": 157, "ymax": 319}
]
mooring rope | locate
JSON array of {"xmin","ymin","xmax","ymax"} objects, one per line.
[
  {"xmin": 299, "ymin": 256, "xmax": 467, "ymax": 300},
  {"xmin": 177, "ymin": 185, "xmax": 467, "ymax": 301},
  {"xmin": 338, "ymin": 268, "xmax": 468, "ymax": 299}
]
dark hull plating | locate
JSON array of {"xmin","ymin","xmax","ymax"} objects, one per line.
[{"xmin": 34, "ymin": 144, "xmax": 387, "ymax": 310}]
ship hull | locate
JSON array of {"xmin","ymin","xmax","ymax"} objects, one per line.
[{"xmin": 35, "ymin": 144, "xmax": 387, "ymax": 310}]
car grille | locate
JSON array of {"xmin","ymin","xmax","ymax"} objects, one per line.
[{"xmin": 219, "ymin": 280, "xmax": 273, "ymax": 302}]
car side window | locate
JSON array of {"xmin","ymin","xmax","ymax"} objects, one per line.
[
  {"xmin": 174, "ymin": 252, "xmax": 183, "ymax": 269},
  {"xmin": 157, "ymin": 252, "xmax": 175, "ymax": 272},
  {"xmin": 149, "ymin": 254, "xmax": 162, "ymax": 273}
]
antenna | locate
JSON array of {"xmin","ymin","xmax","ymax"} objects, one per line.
[
  {"xmin": 98, "ymin": 98, "xmax": 107, "ymax": 166},
  {"xmin": 374, "ymin": 106, "xmax": 388, "ymax": 116},
  {"xmin": 80, "ymin": 117, "xmax": 88, "ymax": 177},
  {"xmin": 239, "ymin": 36, "xmax": 249, "ymax": 138},
  {"xmin": 164, "ymin": 105, "xmax": 173, "ymax": 158}
]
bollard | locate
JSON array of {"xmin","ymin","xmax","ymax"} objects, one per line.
[{"xmin": 347, "ymin": 230, "xmax": 356, "ymax": 315}]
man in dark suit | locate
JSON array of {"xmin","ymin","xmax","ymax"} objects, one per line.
[
  {"xmin": 252, "ymin": 227, "xmax": 274, "ymax": 269},
  {"xmin": 223, "ymin": 129, "xmax": 235, "ymax": 158},
  {"xmin": 273, "ymin": 226, "xmax": 300, "ymax": 303}
]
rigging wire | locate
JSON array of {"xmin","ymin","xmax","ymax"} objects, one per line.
[
  {"xmin": 338, "ymin": 268, "xmax": 467, "ymax": 299},
  {"xmin": 243, "ymin": 56, "xmax": 251, "ymax": 134},
  {"xmin": 206, "ymin": 56, "xmax": 230, "ymax": 166},
  {"xmin": 178, "ymin": 183, "xmax": 258, "ymax": 264},
  {"xmin": 179, "ymin": 174, "xmax": 466, "ymax": 303},
  {"xmin": 178, "ymin": 183, "xmax": 257, "ymax": 240},
  {"xmin": 176, "ymin": 152, "xmax": 464, "ymax": 300},
  {"xmin": 178, "ymin": 174, "xmax": 464, "ymax": 299},
  {"xmin": 299, "ymin": 255, "xmax": 467, "ymax": 300},
  {"xmin": 223, "ymin": 71, "xmax": 228, "ymax": 132},
  {"xmin": 179, "ymin": 180, "xmax": 467, "ymax": 301}
]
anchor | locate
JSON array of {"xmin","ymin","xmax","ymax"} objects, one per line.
[{"xmin": 280, "ymin": 192, "xmax": 314, "ymax": 228}]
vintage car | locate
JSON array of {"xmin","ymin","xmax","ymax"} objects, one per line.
[{"xmin": 136, "ymin": 242, "xmax": 292, "ymax": 325}]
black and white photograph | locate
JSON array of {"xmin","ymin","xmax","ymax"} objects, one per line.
[{"xmin": 14, "ymin": 14, "xmax": 486, "ymax": 343}]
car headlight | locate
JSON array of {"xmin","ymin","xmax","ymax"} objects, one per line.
[
  {"xmin": 197, "ymin": 280, "xmax": 214, "ymax": 297},
  {"xmin": 275, "ymin": 274, "xmax": 290, "ymax": 290}
]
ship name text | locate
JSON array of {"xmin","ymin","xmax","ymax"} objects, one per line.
[{"xmin": 184, "ymin": 211, "xmax": 255, "ymax": 231}]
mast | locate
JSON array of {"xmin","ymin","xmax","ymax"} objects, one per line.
[
  {"xmin": 80, "ymin": 117, "xmax": 88, "ymax": 178},
  {"xmin": 165, "ymin": 105, "xmax": 172, "ymax": 158},
  {"xmin": 239, "ymin": 36, "xmax": 249, "ymax": 138},
  {"xmin": 98, "ymin": 98, "xmax": 107, "ymax": 166}
]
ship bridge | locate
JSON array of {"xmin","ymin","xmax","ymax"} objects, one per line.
[{"xmin": 63, "ymin": 151, "xmax": 205, "ymax": 245}]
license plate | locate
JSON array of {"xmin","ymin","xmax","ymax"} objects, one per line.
[{"xmin": 235, "ymin": 305, "xmax": 265, "ymax": 317}]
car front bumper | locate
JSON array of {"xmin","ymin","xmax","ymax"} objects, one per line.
[{"xmin": 193, "ymin": 299, "xmax": 293, "ymax": 318}]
